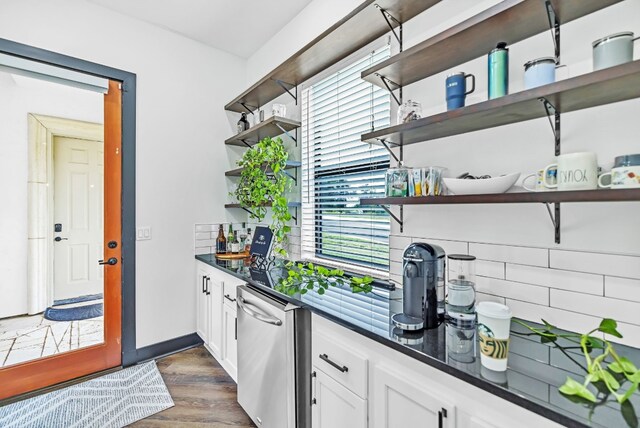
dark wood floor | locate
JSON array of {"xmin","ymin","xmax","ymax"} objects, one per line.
[{"xmin": 130, "ymin": 346, "xmax": 255, "ymax": 427}]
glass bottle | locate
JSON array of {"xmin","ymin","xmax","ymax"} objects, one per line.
[
  {"xmin": 216, "ymin": 224, "xmax": 227, "ymax": 254},
  {"xmin": 237, "ymin": 113, "xmax": 250, "ymax": 134},
  {"xmin": 239, "ymin": 222, "xmax": 248, "ymax": 251},
  {"xmin": 245, "ymin": 228, "xmax": 253, "ymax": 253},
  {"xmin": 230, "ymin": 231, "xmax": 240, "ymax": 254},
  {"xmin": 227, "ymin": 224, "xmax": 234, "ymax": 247}
]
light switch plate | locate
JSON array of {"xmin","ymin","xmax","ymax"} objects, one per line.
[{"xmin": 136, "ymin": 226, "xmax": 152, "ymax": 241}]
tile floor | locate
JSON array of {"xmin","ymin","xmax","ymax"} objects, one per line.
[{"xmin": 0, "ymin": 313, "xmax": 103, "ymax": 368}]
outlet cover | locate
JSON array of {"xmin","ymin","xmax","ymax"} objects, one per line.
[{"xmin": 136, "ymin": 226, "xmax": 152, "ymax": 241}]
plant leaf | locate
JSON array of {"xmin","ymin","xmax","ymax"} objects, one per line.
[
  {"xmin": 600, "ymin": 369, "xmax": 621, "ymax": 390},
  {"xmin": 598, "ymin": 318, "xmax": 623, "ymax": 338},
  {"xmin": 559, "ymin": 377, "xmax": 597, "ymax": 403},
  {"xmin": 621, "ymin": 383, "xmax": 639, "ymax": 404},
  {"xmin": 610, "ymin": 357, "xmax": 638, "ymax": 374}
]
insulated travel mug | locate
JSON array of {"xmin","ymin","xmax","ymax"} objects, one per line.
[
  {"xmin": 445, "ymin": 72, "xmax": 475, "ymax": 110},
  {"xmin": 488, "ymin": 42, "xmax": 508, "ymax": 99}
]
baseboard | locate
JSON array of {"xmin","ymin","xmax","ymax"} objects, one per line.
[{"xmin": 135, "ymin": 332, "xmax": 204, "ymax": 364}]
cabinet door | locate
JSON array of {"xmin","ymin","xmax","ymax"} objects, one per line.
[
  {"xmin": 313, "ymin": 368, "xmax": 367, "ymax": 428},
  {"xmin": 196, "ymin": 267, "xmax": 209, "ymax": 343},
  {"xmin": 371, "ymin": 364, "xmax": 455, "ymax": 428},
  {"xmin": 207, "ymin": 274, "xmax": 223, "ymax": 358},
  {"xmin": 222, "ymin": 304, "xmax": 238, "ymax": 381}
]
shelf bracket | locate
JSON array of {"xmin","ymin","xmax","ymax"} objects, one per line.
[
  {"xmin": 544, "ymin": 0, "xmax": 560, "ymax": 64},
  {"xmin": 539, "ymin": 97, "xmax": 561, "ymax": 156},
  {"xmin": 379, "ymin": 138, "xmax": 401, "ymax": 163},
  {"xmin": 283, "ymin": 169, "xmax": 297, "ymax": 184},
  {"xmin": 240, "ymin": 139, "xmax": 253, "ymax": 149},
  {"xmin": 376, "ymin": 73, "xmax": 402, "ymax": 106},
  {"xmin": 376, "ymin": 5, "xmax": 402, "ymax": 48},
  {"xmin": 275, "ymin": 122, "xmax": 298, "ymax": 146},
  {"xmin": 275, "ymin": 79, "xmax": 298, "ymax": 104},
  {"xmin": 380, "ymin": 205, "xmax": 403, "ymax": 233},
  {"xmin": 241, "ymin": 206, "xmax": 259, "ymax": 218},
  {"xmin": 544, "ymin": 202, "xmax": 561, "ymax": 244},
  {"xmin": 239, "ymin": 102, "xmax": 257, "ymax": 115}
]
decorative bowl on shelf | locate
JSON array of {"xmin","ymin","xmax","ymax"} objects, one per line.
[{"xmin": 443, "ymin": 173, "xmax": 521, "ymax": 195}]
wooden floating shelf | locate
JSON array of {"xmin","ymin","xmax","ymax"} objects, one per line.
[
  {"xmin": 362, "ymin": 60, "xmax": 640, "ymax": 146},
  {"xmin": 360, "ymin": 189, "xmax": 640, "ymax": 206},
  {"xmin": 225, "ymin": 202, "xmax": 302, "ymax": 209},
  {"xmin": 225, "ymin": 161, "xmax": 302, "ymax": 177},
  {"xmin": 362, "ymin": 0, "xmax": 622, "ymax": 88},
  {"xmin": 224, "ymin": 0, "xmax": 442, "ymax": 113},
  {"xmin": 225, "ymin": 116, "xmax": 301, "ymax": 147}
]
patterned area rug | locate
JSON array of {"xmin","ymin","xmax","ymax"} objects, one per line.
[{"xmin": 0, "ymin": 361, "xmax": 174, "ymax": 427}]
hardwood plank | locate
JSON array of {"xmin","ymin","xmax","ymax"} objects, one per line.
[
  {"xmin": 362, "ymin": 0, "xmax": 622, "ymax": 87},
  {"xmin": 225, "ymin": 0, "xmax": 441, "ymax": 112},
  {"xmin": 362, "ymin": 60, "xmax": 640, "ymax": 146},
  {"xmin": 130, "ymin": 346, "xmax": 255, "ymax": 427},
  {"xmin": 360, "ymin": 189, "xmax": 640, "ymax": 206},
  {"xmin": 225, "ymin": 116, "xmax": 300, "ymax": 147}
]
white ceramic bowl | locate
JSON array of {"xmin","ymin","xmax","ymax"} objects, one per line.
[{"xmin": 443, "ymin": 173, "xmax": 521, "ymax": 195}]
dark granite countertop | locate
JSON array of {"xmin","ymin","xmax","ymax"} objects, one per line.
[{"xmin": 196, "ymin": 254, "xmax": 640, "ymax": 428}]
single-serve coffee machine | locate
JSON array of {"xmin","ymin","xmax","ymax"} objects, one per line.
[{"xmin": 392, "ymin": 243, "xmax": 446, "ymax": 331}]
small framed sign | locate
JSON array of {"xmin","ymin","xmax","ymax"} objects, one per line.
[{"xmin": 250, "ymin": 226, "xmax": 274, "ymax": 259}]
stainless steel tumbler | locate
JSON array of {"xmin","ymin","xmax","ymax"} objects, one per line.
[{"xmin": 488, "ymin": 42, "xmax": 508, "ymax": 99}]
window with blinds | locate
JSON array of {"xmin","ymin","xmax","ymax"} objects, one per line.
[{"xmin": 301, "ymin": 45, "xmax": 391, "ymax": 272}]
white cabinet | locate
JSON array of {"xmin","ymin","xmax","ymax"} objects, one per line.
[
  {"xmin": 312, "ymin": 368, "xmax": 367, "ymax": 428},
  {"xmin": 195, "ymin": 260, "xmax": 242, "ymax": 381},
  {"xmin": 222, "ymin": 300, "xmax": 238, "ymax": 381},
  {"xmin": 371, "ymin": 364, "xmax": 455, "ymax": 428},
  {"xmin": 196, "ymin": 266, "xmax": 210, "ymax": 343}
]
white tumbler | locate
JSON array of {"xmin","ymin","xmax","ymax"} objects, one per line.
[{"xmin": 476, "ymin": 302, "xmax": 512, "ymax": 371}]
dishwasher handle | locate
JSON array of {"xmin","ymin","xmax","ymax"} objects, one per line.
[{"xmin": 238, "ymin": 296, "xmax": 283, "ymax": 326}]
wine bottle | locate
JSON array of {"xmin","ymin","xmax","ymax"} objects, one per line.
[
  {"xmin": 230, "ymin": 231, "xmax": 240, "ymax": 254},
  {"xmin": 216, "ymin": 224, "xmax": 226, "ymax": 254},
  {"xmin": 244, "ymin": 228, "xmax": 253, "ymax": 253}
]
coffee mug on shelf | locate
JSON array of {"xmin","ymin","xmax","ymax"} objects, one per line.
[
  {"xmin": 592, "ymin": 32, "xmax": 639, "ymax": 71},
  {"xmin": 598, "ymin": 154, "xmax": 640, "ymax": 189},
  {"xmin": 542, "ymin": 152, "xmax": 599, "ymax": 191},
  {"xmin": 446, "ymin": 72, "xmax": 476, "ymax": 110},
  {"xmin": 523, "ymin": 167, "xmax": 557, "ymax": 191}
]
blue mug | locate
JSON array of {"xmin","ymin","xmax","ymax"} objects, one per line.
[{"xmin": 446, "ymin": 72, "xmax": 476, "ymax": 110}]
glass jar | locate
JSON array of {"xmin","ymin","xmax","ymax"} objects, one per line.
[
  {"xmin": 446, "ymin": 254, "xmax": 477, "ymax": 319},
  {"xmin": 397, "ymin": 100, "xmax": 422, "ymax": 125},
  {"xmin": 272, "ymin": 103, "xmax": 286, "ymax": 117},
  {"xmin": 446, "ymin": 319, "xmax": 476, "ymax": 363},
  {"xmin": 385, "ymin": 162, "xmax": 409, "ymax": 197}
]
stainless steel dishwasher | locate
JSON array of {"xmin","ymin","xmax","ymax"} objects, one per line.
[{"xmin": 237, "ymin": 284, "xmax": 311, "ymax": 428}]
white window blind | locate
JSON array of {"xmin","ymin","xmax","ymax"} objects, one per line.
[{"xmin": 301, "ymin": 45, "xmax": 391, "ymax": 272}]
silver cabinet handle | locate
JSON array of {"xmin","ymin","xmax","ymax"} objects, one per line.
[
  {"xmin": 319, "ymin": 353, "xmax": 348, "ymax": 373},
  {"xmin": 238, "ymin": 296, "xmax": 282, "ymax": 326}
]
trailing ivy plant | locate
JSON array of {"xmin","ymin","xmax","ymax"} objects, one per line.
[
  {"xmin": 276, "ymin": 261, "xmax": 374, "ymax": 296},
  {"xmin": 233, "ymin": 136, "xmax": 292, "ymax": 256},
  {"xmin": 516, "ymin": 318, "xmax": 640, "ymax": 404}
]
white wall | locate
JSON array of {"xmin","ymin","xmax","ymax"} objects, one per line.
[
  {"xmin": 0, "ymin": 73, "xmax": 102, "ymax": 318},
  {"xmin": 247, "ymin": 0, "xmax": 640, "ymax": 346},
  {"xmin": 0, "ymin": 0, "xmax": 246, "ymax": 347}
]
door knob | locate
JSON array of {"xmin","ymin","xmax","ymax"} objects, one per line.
[
  {"xmin": 54, "ymin": 237, "xmax": 68, "ymax": 242},
  {"xmin": 98, "ymin": 257, "xmax": 118, "ymax": 265}
]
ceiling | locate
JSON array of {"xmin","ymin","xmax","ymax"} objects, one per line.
[{"xmin": 85, "ymin": 0, "xmax": 313, "ymax": 58}]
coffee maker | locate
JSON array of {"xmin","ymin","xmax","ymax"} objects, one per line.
[{"xmin": 392, "ymin": 243, "xmax": 446, "ymax": 331}]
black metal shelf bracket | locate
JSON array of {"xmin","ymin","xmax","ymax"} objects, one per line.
[
  {"xmin": 378, "ymin": 138, "xmax": 401, "ymax": 163},
  {"xmin": 539, "ymin": 97, "xmax": 561, "ymax": 156},
  {"xmin": 376, "ymin": 73, "xmax": 402, "ymax": 106},
  {"xmin": 240, "ymin": 139, "xmax": 253, "ymax": 149},
  {"xmin": 376, "ymin": 5, "xmax": 402, "ymax": 48},
  {"xmin": 239, "ymin": 102, "xmax": 257, "ymax": 115},
  {"xmin": 241, "ymin": 206, "xmax": 259, "ymax": 218},
  {"xmin": 274, "ymin": 79, "xmax": 298, "ymax": 104},
  {"xmin": 544, "ymin": 202, "xmax": 561, "ymax": 244},
  {"xmin": 283, "ymin": 169, "xmax": 297, "ymax": 184},
  {"xmin": 544, "ymin": 0, "xmax": 560, "ymax": 64},
  {"xmin": 380, "ymin": 205, "xmax": 403, "ymax": 233},
  {"xmin": 275, "ymin": 122, "xmax": 298, "ymax": 146}
]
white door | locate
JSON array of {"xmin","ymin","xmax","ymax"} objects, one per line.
[
  {"xmin": 208, "ymin": 275, "xmax": 223, "ymax": 358},
  {"xmin": 196, "ymin": 266, "xmax": 210, "ymax": 342},
  {"xmin": 222, "ymin": 303, "xmax": 238, "ymax": 381},
  {"xmin": 313, "ymin": 368, "xmax": 367, "ymax": 428},
  {"xmin": 53, "ymin": 136, "xmax": 103, "ymax": 300},
  {"xmin": 371, "ymin": 364, "xmax": 455, "ymax": 428}
]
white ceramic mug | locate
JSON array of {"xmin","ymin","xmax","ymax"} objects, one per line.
[
  {"xmin": 543, "ymin": 152, "xmax": 598, "ymax": 190},
  {"xmin": 598, "ymin": 166, "xmax": 640, "ymax": 188},
  {"xmin": 523, "ymin": 167, "xmax": 557, "ymax": 192}
]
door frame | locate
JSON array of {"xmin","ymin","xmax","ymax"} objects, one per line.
[
  {"xmin": 27, "ymin": 115, "xmax": 103, "ymax": 315},
  {"xmin": 0, "ymin": 37, "xmax": 137, "ymax": 366}
]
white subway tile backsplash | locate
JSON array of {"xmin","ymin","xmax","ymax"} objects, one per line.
[
  {"xmin": 475, "ymin": 276, "xmax": 548, "ymax": 305},
  {"xmin": 389, "ymin": 248, "xmax": 404, "ymax": 263},
  {"xmin": 475, "ymin": 292, "xmax": 506, "ymax": 305},
  {"xmin": 389, "ymin": 235, "xmax": 411, "ymax": 250},
  {"xmin": 196, "ymin": 239, "xmax": 215, "ymax": 247},
  {"xmin": 476, "ymin": 260, "xmax": 505, "ymax": 279},
  {"xmin": 195, "ymin": 232, "xmax": 212, "ymax": 240},
  {"xmin": 605, "ymin": 276, "xmax": 640, "ymax": 303},
  {"xmin": 195, "ymin": 224, "xmax": 216, "ymax": 232},
  {"xmin": 550, "ymin": 289, "xmax": 640, "ymax": 326},
  {"xmin": 413, "ymin": 237, "xmax": 468, "ymax": 255},
  {"xmin": 390, "ymin": 261, "xmax": 402, "ymax": 277},
  {"xmin": 506, "ymin": 264, "xmax": 603, "ymax": 296},
  {"xmin": 469, "ymin": 243, "xmax": 548, "ymax": 267},
  {"xmin": 550, "ymin": 250, "xmax": 640, "ymax": 279}
]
